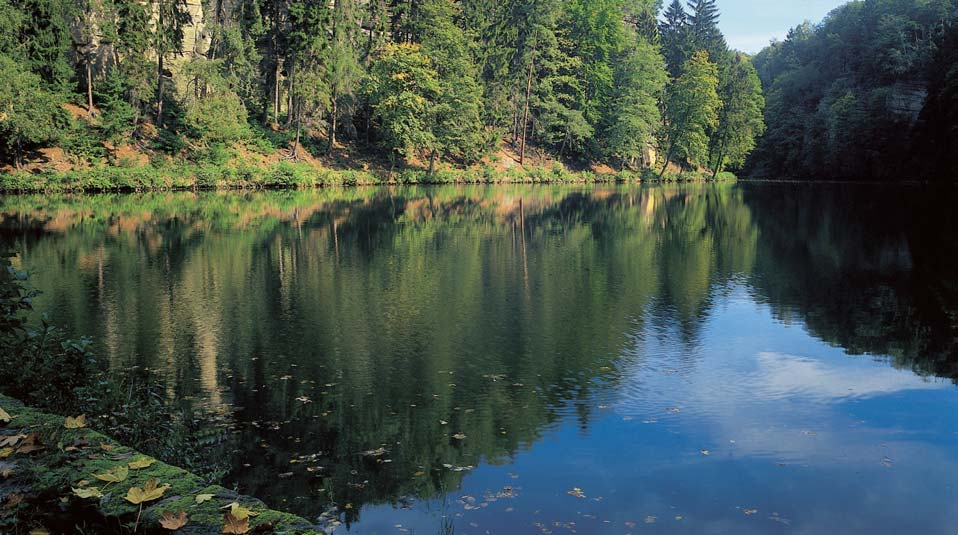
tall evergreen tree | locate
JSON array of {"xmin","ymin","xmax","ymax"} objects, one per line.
[
  {"xmin": 660, "ymin": 0, "xmax": 691, "ymax": 77},
  {"xmin": 687, "ymin": 0, "xmax": 727, "ymax": 66},
  {"xmin": 660, "ymin": 50, "xmax": 721, "ymax": 176}
]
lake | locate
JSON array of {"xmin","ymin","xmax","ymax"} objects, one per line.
[{"xmin": 1, "ymin": 182, "xmax": 956, "ymax": 534}]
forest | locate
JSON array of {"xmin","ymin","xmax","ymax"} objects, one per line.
[
  {"xmin": 749, "ymin": 0, "xmax": 958, "ymax": 180},
  {"xmin": 0, "ymin": 0, "xmax": 766, "ymax": 187}
]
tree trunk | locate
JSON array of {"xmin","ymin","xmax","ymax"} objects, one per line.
[
  {"xmin": 328, "ymin": 98, "xmax": 337, "ymax": 156},
  {"xmin": 292, "ymin": 101, "xmax": 301, "ymax": 160},
  {"xmin": 273, "ymin": 62, "xmax": 281, "ymax": 125},
  {"xmin": 712, "ymin": 149, "xmax": 725, "ymax": 179},
  {"xmin": 428, "ymin": 149, "xmax": 437, "ymax": 176},
  {"xmin": 519, "ymin": 31, "xmax": 538, "ymax": 166},
  {"xmin": 14, "ymin": 135, "xmax": 23, "ymax": 170},
  {"xmin": 658, "ymin": 141, "xmax": 676, "ymax": 180},
  {"xmin": 156, "ymin": 54, "xmax": 165, "ymax": 128},
  {"xmin": 86, "ymin": 56, "xmax": 94, "ymax": 115}
]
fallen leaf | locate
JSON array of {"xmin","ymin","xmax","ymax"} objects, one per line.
[
  {"xmin": 0, "ymin": 408, "xmax": 11, "ymax": 424},
  {"xmin": 567, "ymin": 487, "xmax": 586, "ymax": 498},
  {"xmin": 0, "ymin": 434, "xmax": 24, "ymax": 447},
  {"xmin": 125, "ymin": 478, "xmax": 170, "ymax": 505},
  {"xmin": 72, "ymin": 487, "xmax": 104, "ymax": 499},
  {"xmin": 16, "ymin": 433, "xmax": 44, "ymax": 454},
  {"xmin": 221, "ymin": 502, "xmax": 259, "ymax": 520},
  {"xmin": 100, "ymin": 442, "xmax": 115, "ymax": 452},
  {"xmin": 222, "ymin": 512, "xmax": 250, "ymax": 534},
  {"xmin": 94, "ymin": 465, "xmax": 129, "ymax": 483},
  {"xmin": 196, "ymin": 493, "xmax": 215, "ymax": 504},
  {"xmin": 128, "ymin": 457, "xmax": 156, "ymax": 470},
  {"xmin": 64, "ymin": 415, "xmax": 87, "ymax": 429},
  {"xmin": 4, "ymin": 493, "xmax": 23, "ymax": 509},
  {"xmin": 28, "ymin": 529, "xmax": 49, "ymax": 535},
  {"xmin": 744, "ymin": 509, "xmax": 758, "ymax": 515},
  {"xmin": 700, "ymin": 449, "xmax": 710, "ymax": 456},
  {"xmin": 452, "ymin": 433, "xmax": 466, "ymax": 440},
  {"xmin": 159, "ymin": 511, "xmax": 189, "ymax": 530},
  {"xmin": 0, "ymin": 447, "xmax": 12, "ymax": 459}
]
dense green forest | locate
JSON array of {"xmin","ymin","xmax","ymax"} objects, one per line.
[
  {"xmin": 0, "ymin": 0, "xmax": 765, "ymax": 185},
  {"xmin": 748, "ymin": 0, "xmax": 958, "ymax": 180}
]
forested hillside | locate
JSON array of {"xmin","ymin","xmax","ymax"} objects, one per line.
[
  {"xmin": 0, "ymin": 0, "xmax": 765, "ymax": 184},
  {"xmin": 748, "ymin": 0, "xmax": 958, "ymax": 180}
]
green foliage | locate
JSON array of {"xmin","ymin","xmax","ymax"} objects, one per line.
[
  {"xmin": 749, "ymin": 0, "xmax": 956, "ymax": 179},
  {"xmin": 185, "ymin": 90, "xmax": 250, "ymax": 144},
  {"xmin": 661, "ymin": 51, "xmax": 721, "ymax": 173},
  {"xmin": 0, "ymin": 53, "xmax": 66, "ymax": 167},
  {"xmin": 366, "ymin": 43, "xmax": 441, "ymax": 162},
  {"xmin": 709, "ymin": 53, "xmax": 765, "ymax": 174}
]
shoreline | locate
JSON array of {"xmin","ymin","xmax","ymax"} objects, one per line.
[{"xmin": 0, "ymin": 163, "xmax": 736, "ymax": 194}]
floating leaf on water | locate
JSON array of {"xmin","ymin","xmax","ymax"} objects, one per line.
[
  {"xmin": 881, "ymin": 457, "xmax": 893, "ymax": 467},
  {"xmin": 295, "ymin": 396, "xmax": 312, "ymax": 404},
  {"xmin": 159, "ymin": 511, "xmax": 188, "ymax": 530},
  {"xmin": 195, "ymin": 493, "xmax": 214, "ymax": 504},
  {"xmin": 125, "ymin": 478, "xmax": 170, "ymax": 504},
  {"xmin": 128, "ymin": 457, "xmax": 156, "ymax": 470},
  {"xmin": 222, "ymin": 512, "xmax": 250, "ymax": 534},
  {"xmin": 645, "ymin": 516, "xmax": 657, "ymax": 524},
  {"xmin": 567, "ymin": 487, "xmax": 586, "ymax": 499},
  {"xmin": 94, "ymin": 465, "xmax": 129, "ymax": 483},
  {"xmin": 72, "ymin": 487, "xmax": 103, "ymax": 499},
  {"xmin": 744, "ymin": 509, "xmax": 758, "ymax": 515},
  {"xmin": 700, "ymin": 450, "xmax": 710, "ymax": 456},
  {"xmin": 64, "ymin": 415, "xmax": 87, "ymax": 429},
  {"xmin": 452, "ymin": 433, "xmax": 466, "ymax": 440}
]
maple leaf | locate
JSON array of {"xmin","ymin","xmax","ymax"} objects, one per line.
[
  {"xmin": 159, "ymin": 511, "xmax": 189, "ymax": 530},
  {"xmin": 94, "ymin": 465, "xmax": 129, "ymax": 483},
  {"xmin": 222, "ymin": 512, "xmax": 250, "ymax": 534},
  {"xmin": 125, "ymin": 478, "xmax": 170, "ymax": 505},
  {"xmin": 195, "ymin": 493, "xmax": 214, "ymax": 504},
  {"xmin": 64, "ymin": 415, "xmax": 87, "ymax": 429},
  {"xmin": 72, "ymin": 487, "xmax": 104, "ymax": 499},
  {"xmin": 16, "ymin": 433, "xmax": 44, "ymax": 454},
  {"xmin": 221, "ymin": 502, "xmax": 259, "ymax": 520},
  {"xmin": 128, "ymin": 457, "xmax": 156, "ymax": 470}
]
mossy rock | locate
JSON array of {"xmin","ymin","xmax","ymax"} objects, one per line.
[{"xmin": 0, "ymin": 394, "xmax": 322, "ymax": 534}]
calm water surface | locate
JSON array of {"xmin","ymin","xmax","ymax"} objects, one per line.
[{"xmin": 2, "ymin": 183, "xmax": 957, "ymax": 534}]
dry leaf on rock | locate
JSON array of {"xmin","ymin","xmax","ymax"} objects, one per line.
[{"xmin": 159, "ymin": 511, "xmax": 189, "ymax": 530}]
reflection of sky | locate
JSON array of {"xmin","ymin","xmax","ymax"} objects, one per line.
[{"xmin": 353, "ymin": 284, "xmax": 958, "ymax": 534}]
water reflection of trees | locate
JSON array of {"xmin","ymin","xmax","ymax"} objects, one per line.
[
  {"xmin": 1, "ymin": 183, "xmax": 954, "ymax": 519},
  {"xmin": 741, "ymin": 183, "xmax": 958, "ymax": 381}
]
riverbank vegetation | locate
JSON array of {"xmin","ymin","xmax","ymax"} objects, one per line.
[
  {"xmin": 747, "ymin": 0, "xmax": 958, "ymax": 180},
  {"xmin": 0, "ymin": 0, "xmax": 762, "ymax": 187}
]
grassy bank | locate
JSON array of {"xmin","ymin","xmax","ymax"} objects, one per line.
[{"xmin": 0, "ymin": 162, "xmax": 736, "ymax": 193}]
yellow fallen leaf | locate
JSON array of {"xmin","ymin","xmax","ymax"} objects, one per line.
[
  {"xmin": 28, "ymin": 530, "xmax": 50, "ymax": 535},
  {"xmin": 99, "ymin": 442, "xmax": 114, "ymax": 451},
  {"xmin": 220, "ymin": 502, "xmax": 258, "ymax": 520},
  {"xmin": 222, "ymin": 512, "xmax": 250, "ymax": 534},
  {"xmin": 195, "ymin": 493, "xmax": 214, "ymax": 504},
  {"xmin": 72, "ymin": 487, "xmax": 103, "ymax": 499},
  {"xmin": 64, "ymin": 415, "xmax": 87, "ymax": 429},
  {"xmin": 128, "ymin": 457, "xmax": 156, "ymax": 470},
  {"xmin": 125, "ymin": 478, "xmax": 170, "ymax": 505},
  {"xmin": 94, "ymin": 465, "xmax": 129, "ymax": 483},
  {"xmin": 0, "ymin": 407, "xmax": 12, "ymax": 424},
  {"xmin": 159, "ymin": 511, "xmax": 188, "ymax": 530},
  {"xmin": 0, "ymin": 447, "xmax": 13, "ymax": 459}
]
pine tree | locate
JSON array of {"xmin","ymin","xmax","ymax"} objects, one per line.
[
  {"xmin": 660, "ymin": 0, "xmax": 692, "ymax": 77},
  {"xmin": 687, "ymin": 0, "xmax": 727, "ymax": 66},
  {"xmin": 660, "ymin": 50, "xmax": 721, "ymax": 176}
]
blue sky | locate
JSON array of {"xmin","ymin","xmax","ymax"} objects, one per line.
[{"xmin": 714, "ymin": 0, "xmax": 848, "ymax": 53}]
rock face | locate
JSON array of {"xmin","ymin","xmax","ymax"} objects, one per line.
[{"xmin": 886, "ymin": 81, "xmax": 928, "ymax": 125}]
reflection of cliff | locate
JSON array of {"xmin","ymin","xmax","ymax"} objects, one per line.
[
  {"xmin": 0, "ymin": 184, "xmax": 760, "ymax": 517},
  {"xmin": 742, "ymin": 183, "xmax": 958, "ymax": 380}
]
